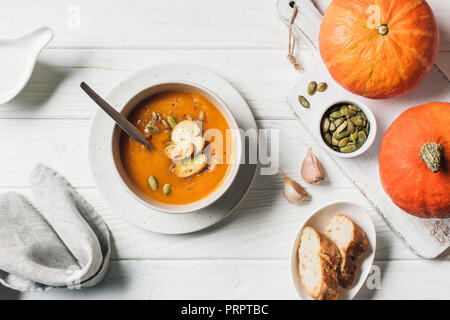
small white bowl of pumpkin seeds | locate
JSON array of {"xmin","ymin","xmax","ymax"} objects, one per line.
[{"xmin": 318, "ymin": 100, "xmax": 377, "ymax": 158}]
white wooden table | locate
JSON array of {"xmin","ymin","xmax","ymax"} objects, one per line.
[{"xmin": 0, "ymin": 0, "xmax": 449, "ymax": 300}]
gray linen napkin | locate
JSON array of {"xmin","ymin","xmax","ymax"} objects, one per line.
[{"xmin": 0, "ymin": 164, "xmax": 110, "ymax": 292}]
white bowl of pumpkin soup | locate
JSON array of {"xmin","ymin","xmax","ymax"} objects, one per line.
[{"xmin": 112, "ymin": 82, "xmax": 242, "ymax": 213}]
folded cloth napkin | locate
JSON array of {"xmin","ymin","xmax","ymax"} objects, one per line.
[{"xmin": 0, "ymin": 164, "xmax": 110, "ymax": 292}]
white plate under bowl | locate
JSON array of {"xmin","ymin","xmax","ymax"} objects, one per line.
[
  {"xmin": 290, "ymin": 201, "xmax": 376, "ymax": 300},
  {"xmin": 88, "ymin": 63, "xmax": 258, "ymax": 234}
]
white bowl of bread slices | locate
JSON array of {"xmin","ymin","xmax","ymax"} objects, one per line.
[{"xmin": 290, "ymin": 201, "xmax": 376, "ymax": 300}]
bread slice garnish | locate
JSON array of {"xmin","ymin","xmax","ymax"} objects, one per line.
[
  {"xmin": 164, "ymin": 141, "xmax": 194, "ymax": 163},
  {"xmin": 171, "ymin": 120, "xmax": 205, "ymax": 154},
  {"xmin": 325, "ymin": 214, "xmax": 368, "ymax": 288},
  {"xmin": 298, "ymin": 226, "xmax": 340, "ymax": 300},
  {"xmin": 174, "ymin": 154, "xmax": 207, "ymax": 178}
]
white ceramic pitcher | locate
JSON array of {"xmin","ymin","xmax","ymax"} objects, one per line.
[{"xmin": 0, "ymin": 27, "xmax": 53, "ymax": 104}]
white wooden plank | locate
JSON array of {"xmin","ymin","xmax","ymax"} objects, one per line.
[
  {"xmin": 2, "ymin": 48, "xmax": 312, "ymax": 120},
  {"xmin": 0, "ymin": 118, "xmax": 447, "ymax": 260},
  {"xmin": 2, "ymin": 49, "xmax": 448, "ymax": 120},
  {"xmin": 1, "ymin": 0, "xmax": 449, "ymax": 50},
  {"xmin": 0, "ymin": 260, "xmax": 447, "ymax": 299},
  {"xmin": 2, "ymin": 187, "xmax": 424, "ymax": 261}
]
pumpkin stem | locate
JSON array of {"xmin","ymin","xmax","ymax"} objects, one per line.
[
  {"xmin": 377, "ymin": 24, "xmax": 389, "ymax": 36},
  {"xmin": 420, "ymin": 142, "xmax": 443, "ymax": 173}
]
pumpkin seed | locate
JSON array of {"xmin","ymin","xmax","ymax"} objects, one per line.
[
  {"xmin": 331, "ymin": 136, "xmax": 340, "ymax": 146},
  {"xmin": 358, "ymin": 111, "xmax": 367, "ymax": 120},
  {"xmin": 349, "ymin": 116, "xmax": 365, "ymax": 126},
  {"xmin": 347, "ymin": 120, "xmax": 355, "ymax": 133},
  {"xmin": 152, "ymin": 111, "xmax": 158, "ymax": 121},
  {"xmin": 338, "ymin": 137, "xmax": 349, "ymax": 147},
  {"xmin": 350, "ymin": 129, "xmax": 358, "ymax": 142},
  {"xmin": 147, "ymin": 176, "xmax": 158, "ymax": 191},
  {"xmin": 317, "ymin": 82, "xmax": 327, "ymax": 92},
  {"xmin": 346, "ymin": 109, "xmax": 356, "ymax": 117},
  {"xmin": 330, "ymin": 111, "xmax": 343, "ymax": 119},
  {"xmin": 324, "ymin": 132, "xmax": 332, "ymax": 145},
  {"xmin": 329, "ymin": 123, "xmax": 336, "ymax": 131},
  {"xmin": 298, "ymin": 95, "xmax": 310, "ymax": 108},
  {"xmin": 340, "ymin": 105, "xmax": 349, "ymax": 116},
  {"xmin": 336, "ymin": 120, "xmax": 348, "ymax": 134},
  {"xmin": 167, "ymin": 116, "xmax": 177, "ymax": 128},
  {"xmin": 322, "ymin": 118, "xmax": 330, "ymax": 133},
  {"xmin": 199, "ymin": 111, "xmax": 205, "ymax": 121},
  {"xmin": 348, "ymin": 104, "xmax": 360, "ymax": 111},
  {"xmin": 333, "ymin": 130, "xmax": 349, "ymax": 140},
  {"xmin": 146, "ymin": 124, "xmax": 159, "ymax": 133},
  {"xmin": 340, "ymin": 144, "xmax": 358, "ymax": 153},
  {"xmin": 357, "ymin": 131, "xmax": 367, "ymax": 145},
  {"xmin": 307, "ymin": 81, "xmax": 317, "ymax": 95},
  {"xmin": 163, "ymin": 183, "xmax": 171, "ymax": 195},
  {"xmin": 334, "ymin": 117, "xmax": 344, "ymax": 127}
]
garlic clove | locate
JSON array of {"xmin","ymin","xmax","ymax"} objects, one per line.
[
  {"xmin": 280, "ymin": 170, "xmax": 309, "ymax": 204},
  {"xmin": 301, "ymin": 147, "xmax": 325, "ymax": 184}
]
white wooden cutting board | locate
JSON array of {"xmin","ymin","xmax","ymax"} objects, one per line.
[{"xmin": 276, "ymin": 0, "xmax": 450, "ymax": 258}]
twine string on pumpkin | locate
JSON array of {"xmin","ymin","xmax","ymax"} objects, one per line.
[{"xmin": 287, "ymin": 2, "xmax": 304, "ymax": 72}]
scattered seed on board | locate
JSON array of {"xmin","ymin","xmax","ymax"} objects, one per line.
[
  {"xmin": 307, "ymin": 81, "xmax": 317, "ymax": 95},
  {"xmin": 298, "ymin": 95, "xmax": 310, "ymax": 108},
  {"xmin": 317, "ymin": 82, "xmax": 327, "ymax": 92}
]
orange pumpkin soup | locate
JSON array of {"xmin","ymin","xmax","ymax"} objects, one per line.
[{"xmin": 119, "ymin": 90, "xmax": 232, "ymax": 205}]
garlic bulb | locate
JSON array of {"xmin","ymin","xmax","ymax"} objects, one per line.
[
  {"xmin": 301, "ymin": 147, "xmax": 325, "ymax": 184},
  {"xmin": 280, "ymin": 170, "xmax": 309, "ymax": 204}
]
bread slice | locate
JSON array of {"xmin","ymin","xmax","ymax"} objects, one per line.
[
  {"xmin": 164, "ymin": 141, "xmax": 194, "ymax": 162},
  {"xmin": 171, "ymin": 120, "xmax": 205, "ymax": 154},
  {"xmin": 174, "ymin": 154, "xmax": 207, "ymax": 178},
  {"xmin": 325, "ymin": 214, "xmax": 368, "ymax": 288},
  {"xmin": 298, "ymin": 226, "xmax": 340, "ymax": 300}
]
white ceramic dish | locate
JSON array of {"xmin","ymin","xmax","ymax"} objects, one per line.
[
  {"xmin": 317, "ymin": 100, "xmax": 377, "ymax": 158},
  {"xmin": 0, "ymin": 27, "xmax": 53, "ymax": 104},
  {"xmin": 290, "ymin": 201, "xmax": 376, "ymax": 300},
  {"xmin": 111, "ymin": 82, "xmax": 242, "ymax": 214},
  {"xmin": 89, "ymin": 63, "xmax": 258, "ymax": 234}
]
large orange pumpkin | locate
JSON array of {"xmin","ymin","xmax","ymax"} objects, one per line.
[
  {"xmin": 319, "ymin": 0, "xmax": 439, "ymax": 99},
  {"xmin": 379, "ymin": 102, "xmax": 450, "ymax": 219}
]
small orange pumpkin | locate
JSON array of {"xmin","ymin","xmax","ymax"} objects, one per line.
[
  {"xmin": 319, "ymin": 0, "xmax": 439, "ymax": 99},
  {"xmin": 379, "ymin": 102, "xmax": 450, "ymax": 219}
]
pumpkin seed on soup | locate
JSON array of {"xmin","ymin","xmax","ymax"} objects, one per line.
[
  {"xmin": 307, "ymin": 81, "xmax": 317, "ymax": 95},
  {"xmin": 167, "ymin": 116, "xmax": 177, "ymax": 128},
  {"xmin": 147, "ymin": 175, "xmax": 158, "ymax": 191},
  {"xmin": 298, "ymin": 95, "xmax": 310, "ymax": 108},
  {"xmin": 146, "ymin": 124, "xmax": 159, "ymax": 133},
  {"xmin": 163, "ymin": 183, "xmax": 172, "ymax": 195}
]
